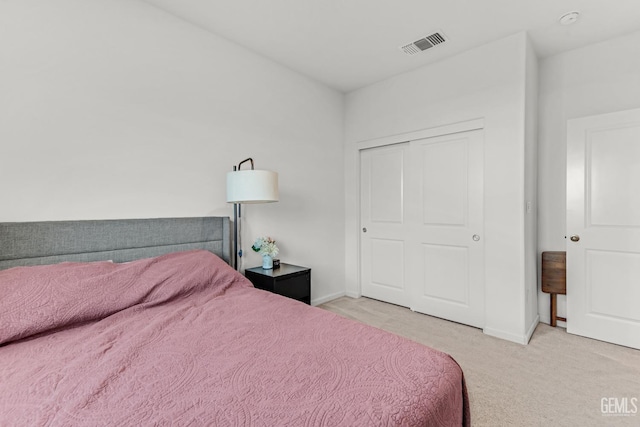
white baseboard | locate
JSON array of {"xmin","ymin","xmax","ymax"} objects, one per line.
[
  {"xmin": 556, "ymin": 320, "xmax": 567, "ymax": 328},
  {"xmin": 311, "ymin": 291, "xmax": 346, "ymax": 306},
  {"xmin": 483, "ymin": 327, "xmax": 529, "ymax": 345},
  {"xmin": 483, "ymin": 316, "xmax": 540, "ymax": 345},
  {"xmin": 524, "ymin": 315, "xmax": 540, "ymax": 344},
  {"xmin": 345, "ymin": 291, "xmax": 361, "ymax": 299},
  {"xmin": 539, "ymin": 314, "xmax": 567, "ymax": 329}
]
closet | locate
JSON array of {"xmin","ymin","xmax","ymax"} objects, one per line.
[{"xmin": 360, "ymin": 129, "xmax": 485, "ymax": 328}]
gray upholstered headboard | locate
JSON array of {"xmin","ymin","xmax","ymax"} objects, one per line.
[{"xmin": 0, "ymin": 217, "xmax": 230, "ymax": 270}]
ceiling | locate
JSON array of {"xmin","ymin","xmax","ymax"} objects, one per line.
[{"xmin": 143, "ymin": 0, "xmax": 640, "ymax": 92}]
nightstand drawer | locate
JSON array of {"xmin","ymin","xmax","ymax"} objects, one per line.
[{"xmin": 244, "ymin": 264, "xmax": 311, "ymax": 305}]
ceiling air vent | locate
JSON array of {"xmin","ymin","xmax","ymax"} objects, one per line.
[{"xmin": 400, "ymin": 32, "xmax": 447, "ymax": 55}]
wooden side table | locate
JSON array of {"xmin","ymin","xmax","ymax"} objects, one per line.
[
  {"xmin": 244, "ymin": 263, "xmax": 311, "ymax": 305},
  {"xmin": 541, "ymin": 251, "xmax": 566, "ymax": 327}
]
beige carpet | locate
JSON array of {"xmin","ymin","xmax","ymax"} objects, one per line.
[{"xmin": 319, "ymin": 296, "xmax": 640, "ymax": 427}]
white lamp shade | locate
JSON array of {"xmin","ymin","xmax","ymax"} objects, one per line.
[{"xmin": 226, "ymin": 170, "xmax": 279, "ymax": 203}]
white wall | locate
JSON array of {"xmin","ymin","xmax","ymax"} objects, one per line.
[
  {"xmin": 537, "ymin": 30, "xmax": 640, "ymax": 324},
  {"xmin": 345, "ymin": 33, "xmax": 535, "ymax": 343},
  {"xmin": 0, "ymin": 0, "xmax": 345, "ymax": 305}
]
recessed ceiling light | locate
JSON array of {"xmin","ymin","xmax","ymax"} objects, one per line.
[{"xmin": 559, "ymin": 11, "xmax": 580, "ymax": 25}]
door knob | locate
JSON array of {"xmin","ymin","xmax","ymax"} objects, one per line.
[
  {"xmin": 362, "ymin": 227, "xmax": 367, "ymax": 233},
  {"xmin": 570, "ymin": 235, "xmax": 580, "ymax": 242},
  {"xmin": 472, "ymin": 234, "xmax": 480, "ymax": 241}
]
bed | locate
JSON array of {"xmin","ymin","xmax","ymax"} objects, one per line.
[{"xmin": 0, "ymin": 217, "xmax": 469, "ymax": 426}]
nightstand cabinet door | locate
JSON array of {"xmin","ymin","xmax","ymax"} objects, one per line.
[{"xmin": 275, "ymin": 272, "xmax": 310, "ymax": 304}]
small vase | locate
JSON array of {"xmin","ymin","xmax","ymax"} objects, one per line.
[{"xmin": 262, "ymin": 254, "xmax": 273, "ymax": 270}]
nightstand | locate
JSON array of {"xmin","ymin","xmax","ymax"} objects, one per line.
[{"xmin": 244, "ymin": 263, "xmax": 311, "ymax": 305}]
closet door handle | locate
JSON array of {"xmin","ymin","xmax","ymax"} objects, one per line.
[{"xmin": 362, "ymin": 227, "xmax": 367, "ymax": 233}]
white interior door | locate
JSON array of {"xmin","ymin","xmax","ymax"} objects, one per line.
[
  {"xmin": 406, "ymin": 131, "xmax": 485, "ymax": 328},
  {"xmin": 360, "ymin": 143, "xmax": 410, "ymax": 307},
  {"xmin": 567, "ymin": 108, "xmax": 640, "ymax": 350}
]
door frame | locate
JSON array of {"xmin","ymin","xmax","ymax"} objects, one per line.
[{"xmin": 355, "ymin": 118, "xmax": 485, "ymax": 297}]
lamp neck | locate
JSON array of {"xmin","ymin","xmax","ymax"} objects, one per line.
[{"xmin": 237, "ymin": 158, "xmax": 254, "ymax": 171}]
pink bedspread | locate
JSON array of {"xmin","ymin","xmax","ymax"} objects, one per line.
[{"xmin": 0, "ymin": 251, "xmax": 469, "ymax": 426}]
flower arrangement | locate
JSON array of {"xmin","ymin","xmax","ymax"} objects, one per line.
[{"xmin": 251, "ymin": 236, "xmax": 279, "ymax": 258}]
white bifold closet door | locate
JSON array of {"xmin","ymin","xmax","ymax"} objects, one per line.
[{"xmin": 360, "ymin": 130, "xmax": 485, "ymax": 328}]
